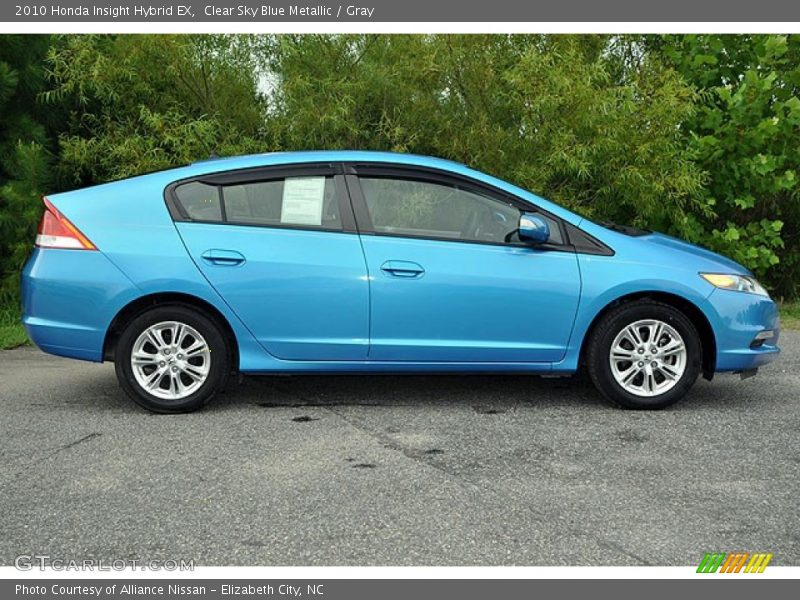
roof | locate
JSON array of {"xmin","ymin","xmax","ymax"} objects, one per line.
[
  {"xmin": 54, "ymin": 150, "xmax": 583, "ymax": 226},
  {"xmin": 186, "ymin": 150, "xmax": 466, "ymax": 172}
]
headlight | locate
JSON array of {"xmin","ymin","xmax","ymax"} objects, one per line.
[{"xmin": 700, "ymin": 273, "xmax": 769, "ymax": 296}]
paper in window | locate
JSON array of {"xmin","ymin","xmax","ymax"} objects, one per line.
[{"xmin": 281, "ymin": 177, "xmax": 326, "ymax": 226}]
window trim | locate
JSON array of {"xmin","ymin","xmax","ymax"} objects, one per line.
[
  {"xmin": 164, "ymin": 163, "xmax": 357, "ymax": 234},
  {"xmin": 163, "ymin": 159, "xmax": 612, "ymax": 255},
  {"xmin": 344, "ymin": 163, "xmax": 572, "ymax": 252}
]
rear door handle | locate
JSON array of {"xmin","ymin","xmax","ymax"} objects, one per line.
[
  {"xmin": 380, "ymin": 260, "xmax": 425, "ymax": 278},
  {"xmin": 201, "ymin": 249, "xmax": 246, "ymax": 266}
]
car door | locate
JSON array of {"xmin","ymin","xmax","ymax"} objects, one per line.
[
  {"xmin": 171, "ymin": 164, "xmax": 370, "ymax": 361},
  {"xmin": 346, "ymin": 165, "xmax": 581, "ymax": 363}
]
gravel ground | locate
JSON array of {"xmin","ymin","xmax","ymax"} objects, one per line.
[{"xmin": 0, "ymin": 333, "xmax": 797, "ymax": 566}]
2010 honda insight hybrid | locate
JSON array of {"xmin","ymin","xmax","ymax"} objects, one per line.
[{"xmin": 22, "ymin": 151, "xmax": 780, "ymax": 412}]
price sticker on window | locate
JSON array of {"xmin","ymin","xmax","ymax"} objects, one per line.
[{"xmin": 281, "ymin": 177, "xmax": 326, "ymax": 226}]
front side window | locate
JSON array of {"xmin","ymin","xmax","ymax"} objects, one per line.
[
  {"xmin": 359, "ymin": 177, "xmax": 528, "ymax": 244},
  {"xmin": 359, "ymin": 176, "xmax": 563, "ymax": 245}
]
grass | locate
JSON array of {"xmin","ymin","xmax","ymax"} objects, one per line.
[
  {"xmin": 0, "ymin": 304, "xmax": 29, "ymax": 350},
  {"xmin": 779, "ymin": 302, "xmax": 800, "ymax": 331},
  {"xmin": 0, "ymin": 299, "xmax": 797, "ymax": 352}
]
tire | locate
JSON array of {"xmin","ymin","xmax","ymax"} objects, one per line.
[
  {"xmin": 586, "ymin": 299, "xmax": 702, "ymax": 409},
  {"xmin": 114, "ymin": 305, "xmax": 230, "ymax": 413}
]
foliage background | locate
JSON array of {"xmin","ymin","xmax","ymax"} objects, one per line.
[{"xmin": 1, "ymin": 34, "xmax": 798, "ymax": 321}]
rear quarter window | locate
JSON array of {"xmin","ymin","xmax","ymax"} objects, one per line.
[{"xmin": 174, "ymin": 182, "xmax": 222, "ymax": 221}]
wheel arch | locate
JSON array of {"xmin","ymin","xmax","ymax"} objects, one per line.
[
  {"xmin": 579, "ymin": 291, "xmax": 717, "ymax": 380},
  {"xmin": 103, "ymin": 292, "xmax": 239, "ymax": 370}
]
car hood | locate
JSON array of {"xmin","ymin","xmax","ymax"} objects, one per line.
[{"xmin": 643, "ymin": 232, "xmax": 751, "ymax": 276}]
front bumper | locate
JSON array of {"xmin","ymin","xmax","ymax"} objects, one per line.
[{"xmin": 706, "ymin": 288, "xmax": 780, "ymax": 372}]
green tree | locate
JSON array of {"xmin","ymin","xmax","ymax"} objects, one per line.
[
  {"xmin": 44, "ymin": 34, "xmax": 270, "ymax": 184},
  {"xmin": 3, "ymin": 33, "xmax": 799, "ymax": 317},
  {"xmin": 0, "ymin": 35, "xmax": 58, "ymax": 302},
  {"xmin": 265, "ymin": 35, "xmax": 705, "ymax": 231},
  {"xmin": 653, "ymin": 34, "xmax": 800, "ymax": 297}
]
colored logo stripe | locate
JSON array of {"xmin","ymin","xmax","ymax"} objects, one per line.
[
  {"xmin": 697, "ymin": 552, "xmax": 773, "ymax": 573},
  {"xmin": 720, "ymin": 552, "xmax": 749, "ymax": 573},
  {"xmin": 744, "ymin": 553, "xmax": 773, "ymax": 573},
  {"xmin": 697, "ymin": 553, "xmax": 726, "ymax": 573}
]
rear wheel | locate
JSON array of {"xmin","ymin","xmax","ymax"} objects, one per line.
[
  {"xmin": 587, "ymin": 300, "xmax": 702, "ymax": 409},
  {"xmin": 114, "ymin": 305, "xmax": 230, "ymax": 413}
]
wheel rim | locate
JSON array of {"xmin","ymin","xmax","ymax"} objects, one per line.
[
  {"xmin": 130, "ymin": 321, "xmax": 211, "ymax": 401},
  {"xmin": 609, "ymin": 319, "xmax": 687, "ymax": 398}
]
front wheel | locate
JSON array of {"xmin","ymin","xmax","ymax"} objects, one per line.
[
  {"xmin": 114, "ymin": 305, "xmax": 230, "ymax": 413},
  {"xmin": 586, "ymin": 300, "xmax": 702, "ymax": 409}
]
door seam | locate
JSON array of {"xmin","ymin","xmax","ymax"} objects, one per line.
[{"xmin": 342, "ymin": 171, "xmax": 374, "ymax": 358}]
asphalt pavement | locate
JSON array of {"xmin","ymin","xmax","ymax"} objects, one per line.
[{"xmin": 0, "ymin": 333, "xmax": 798, "ymax": 566}]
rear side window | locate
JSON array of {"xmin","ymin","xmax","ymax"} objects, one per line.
[
  {"xmin": 223, "ymin": 177, "xmax": 341, "ymax": 230},
  {"xmin": 173, "ymin": 176, "xmax": 342, "ymax": 231}
]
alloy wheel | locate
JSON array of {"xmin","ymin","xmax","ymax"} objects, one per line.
[
  {"xmin": 130, "ymin": 320, "xmax": 211, "ymax": 400},
  {"xmin": 608, "ymin": 319, "xmax": 687, "ymax": 397}
]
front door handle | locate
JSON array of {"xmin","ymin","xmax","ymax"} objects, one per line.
[
  {"xmin": 380, "ymin": 260, "xmax": 425, "ymax": 278},
  {"xmin": 201, "ymin": 249, "xmax": 246, "ymax": 266}
]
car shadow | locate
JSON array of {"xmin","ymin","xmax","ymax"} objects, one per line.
[
  {"xmin": 212, "ymin": 370, "xmax": 779, "ymax": 413},
  {"xmin": 15, "ymin": 342, "xmax": 776, "ymax": 413},
  {"xmin": 216, "ymin": 372, "xmax": 608, "ymax": 411}
]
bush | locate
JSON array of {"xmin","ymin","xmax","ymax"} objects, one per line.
[{"xmin": 1, "ymin": 33, "xmax": 799, "ymax": 308}]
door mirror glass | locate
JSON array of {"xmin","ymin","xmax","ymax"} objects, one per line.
[{"xmin": 518, "ymin": 212, "xmax": 550, "ymax": 244}]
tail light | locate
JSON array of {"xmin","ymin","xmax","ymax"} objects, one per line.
[{"xmin": 35, "ymin": 197, "xmax": 97, "ymax": 250}]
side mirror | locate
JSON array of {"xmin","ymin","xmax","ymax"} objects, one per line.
[{"xmin": 518, "ymin": 212, "xmax": 550, "ymax": 244}]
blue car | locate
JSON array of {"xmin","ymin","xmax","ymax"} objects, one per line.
[{"xmin": 21, "ymin": 151, "xmax": 780, "ymax": 412}]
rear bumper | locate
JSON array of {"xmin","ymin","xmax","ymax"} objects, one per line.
[
  {"xmin": 21, "ymin": 248, "xmax": 140, "ymax": 362},
  {"xmin": 706, "ymin": 288, "xmax": 780, "ymax": 372}
]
